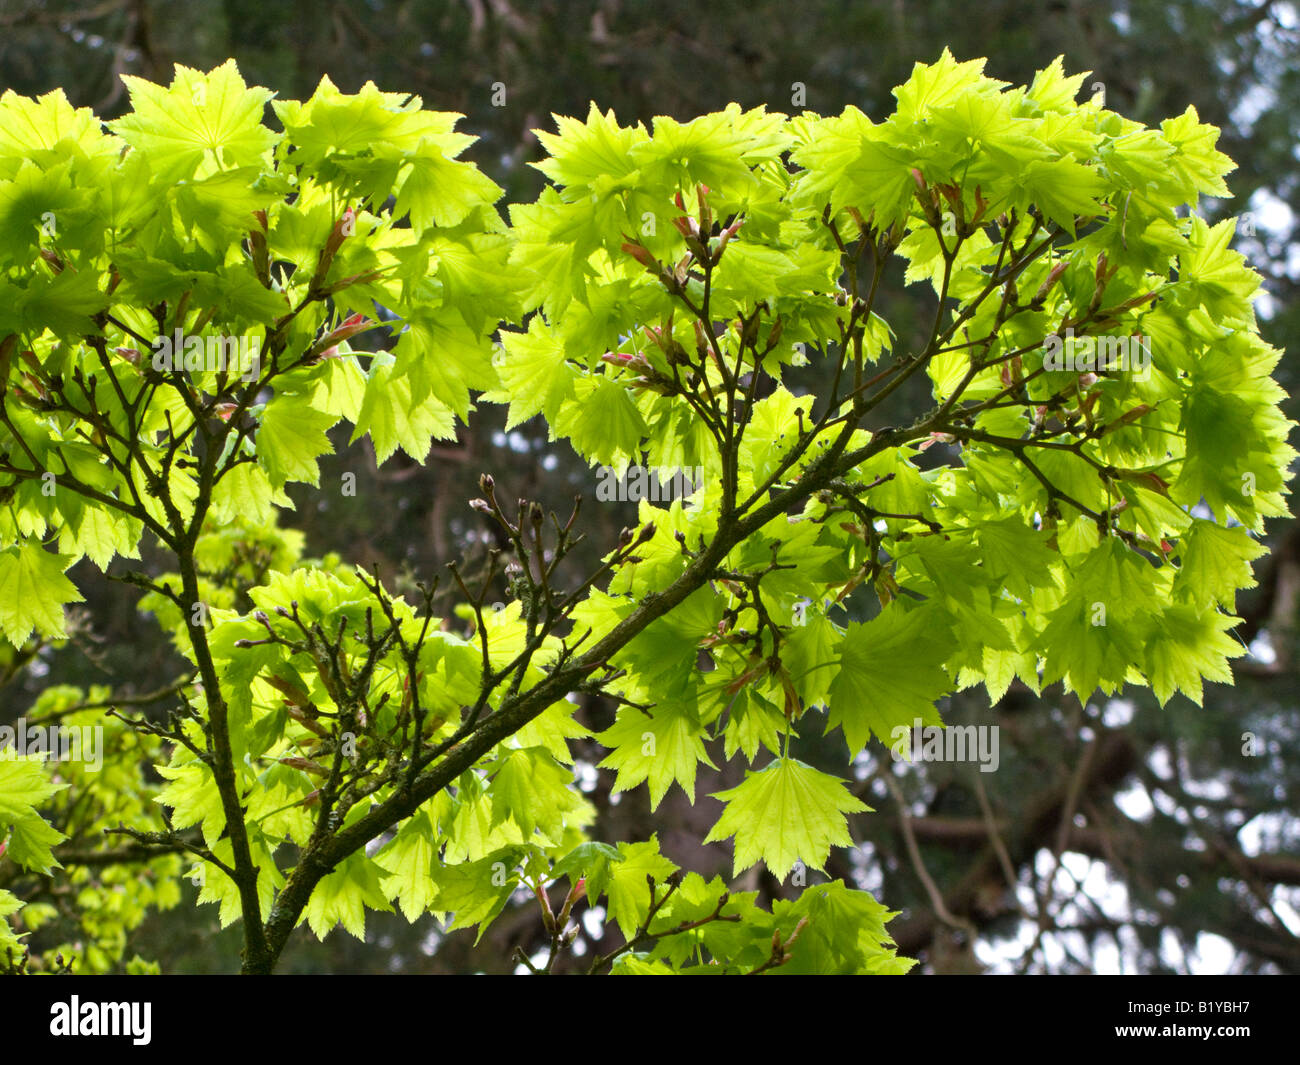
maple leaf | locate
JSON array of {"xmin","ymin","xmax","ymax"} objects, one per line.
[{"xmin": 705, "ymin": 759, "xmax": 868, "ymax": 878}]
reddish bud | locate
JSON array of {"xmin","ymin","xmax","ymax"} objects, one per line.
[
  {"xmin": 21, "ymin": 371, "xmax": 47, "ymax": 399},
  {"xmin": 781, "ymin": 673, "xmax": 800, "ymax": 719},
  {"xmin": 311, "ymin": 207, "xmax": 357, "ymax": 289},
  {"xmin": 696, "ymin": 184, "xmax": 712, "ymax": 231},
  {"xmin": 715, "ymin": 217, "xmax": 743, "ymax": 259},
  {"xmin": 1034, "ymin": 261, "xmax": 1069, "ymax": 303},
  {"xmin": 332, "ymin": 206, "xmax": 355, "ymax": 245},
  {"xmin": 281, "ymin": 756, "xmax": 327, "ymax": 776},
  {"xmin": 1119, "ymin": 470, "xmax": 1171, "ymax": 496},
  {"xmin": 918, "ymin": 432, "xmax": 956, "ymax": 451},
  {"xmin": 600, "ymin": 351, "xmax": 637, "ymax": 368},
  {"xmin": 267, "ymin": 672, "xmax": 312, "ymax": 705},
  {"xmin": 308, "ymin": 313, "xmax": 372, "ymax": 360},
  {"xmin": 332, "ymin": 312, "xmax": 371, "ymax": 340},
  {"xmin": 620, "ymin": 241, "xmax": 659, "ymax": 272},
  {"xmin": 284, "ymin": 703, "xmax": 328, "ymax": 738},
  {"xmin": 1106, "ymin": 404, "xmax": 1153, "ymax": 433},
  {"xmin": 693, "ymin": 320, "xmax": 710, "ymax": 356},
  {"xmin": 763, "ymin": 316, "xmax": 784, "ymax": 353}
]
